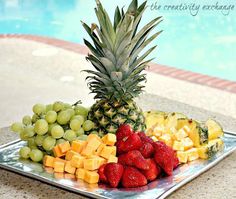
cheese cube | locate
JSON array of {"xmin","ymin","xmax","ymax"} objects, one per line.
[
  {"xmin": 52, "ymin": 145, "xmax": 64, "ymax": 157},
  {"xmin": 174, "ymin": 129, "xmax": 188, "ymax": 141},
  {"xmin": 159, "ymin": 134, "xmax": 173, "ymax": 147},
  {"xmin": 54, "ymin": 157, "xmax": 66, "ymax": 163},
  {"xmin": 44, "ymin": 167, "xmax": 54, "ymax": 174},
  {"xmin": 84, "ymin": 171, "xmax": 99, "ymax": 184},
  {"xmin": 65, "ymin": 150, "xmax": 79, "ymax": 161},
  {"xmin": 71, "ymin": 155, "xmax": 85, "ymax": 168},
  {"xmin": 94, "ymin": 143, "xmax": 105, "ymax": 156},
  {"xmin": 103, "ymin": 133, "xmax": 116, "ymax": 146},
  {"xmin": 58, "ymin": 141, "xmax": 71, "ymax": 153},
  {"xmin": 101, "ymin": 135, "xmax": 107, "ymax": 143},
  {"xmin": 64, "ymin": 173, "xmax": 76, "ymax": 180},
  {"xmin": 43, "ymin": 155, "xmax": 55, "ymax": 167},
  {"xmin": 53, "ymin": 161, "xmax": 65, "ymax": 173},
  {"xmin": 65, "ymin": 161, "xmax": 76, "ymax": 174},
  {"xmin": 177, "ymin": 151, "xmax": 188, "ymax": 163},
  {"xmin": 76, "ymin": 168, "xmax": 87, "ymax": 180},
  {"xmin": 151, "ymin": 136, "xmax": 159, "ymax": 142},
  {"xmin": 97, "ymin": 156, "xmax": 107, "ymax": 166},
  {"xmin": 100, "ymin": 146, "xmax": 116, "ymax": 159},
  {"xmin": 88, "ymin": 134, "xmax": 101, "ymax": 142},
  {"xmin": 153, "ymin": 125, "xmax": 164, "ymax": 137},
  {"xmin": 111, "ymin": 146, "xmax": 116, "ymax": 156},
  {"xmin": 83, "ymin": 158, "xmax": 99, "ymax": 170},
  {"xmin": 87, "ymin": 137, "xmax": 101, "ymax": 150},
  {"xmin": 54, "ymin": 172, "xmax": 64, "ymax": 179},
  {"xmin": 186, "ymin": 148, "xmax": 199, "ymax": 161},
  {"xmin": 71, "ymin": 140, "xmax": 87, "ymax": 153},
  {"xmin": 172, "ymin": 141, "xmax": 184, "ymax": 151},
  {"xmin": 81, "ymin": 145, "xmax": 95, "ymax": 156},
  {"xmin": 107, "ymin": 155, "xmax": 118, "ymax": 163},
  {"xmin": 182, "ymin": 137, "xmax": 194, "ymax": 150}
]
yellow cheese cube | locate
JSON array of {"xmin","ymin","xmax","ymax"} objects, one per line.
[
  {"xmin": 100, "ymin": 146, "xmax": 116, "ymax": 159},
  {"xmin": 159, "ymin": 134, "xmax": 173, "ymax": 147},
  {"xmin": 177, "ymin": 151, "xmax": 188, "ymax": 163},
  {"xmin": 174, "ymin": 129, "xmax": 188, "ymax": 141},
  {"xmin": 182, "ymin": 137, "xmax": 194, "ymax": 150},
  {"xmin": 84, "ymin": 171, "xmax": 99, "ymax": 184},
  {"xmin": 52, "ymin": 145, "xmax": 64, "ymax": 158},
  {"xmin": 54, "ymin": 172, "xmax": 64, "ymax": 179},
  {"xmin": 71, "ymin": 155, "xmax": 85, "ymax": 168},
  {"xmin": 65, "ymin": 161, "xmax": 76, "ymax": 174},
  {"xmin": 88, "ymin": 134, "xmax": 101, "ymax": 142},
  {"xmin": 58, "ymin": 141, "xmax": 71, "ymax": 153},
  {"xmin": 53, "ymin": 161, "xmax": 65, "ymax": 173},
  {"xmin": 71, "ymin": 140, "xmax": 87, "ymax": 153},
  {"xmin": 43, "ymin": 155, "xmax": 55, "ymax": 167},
  {"xmin": 107, "ymin": 155, "xmax": 118, "ymax": 163},
  {"xmin": 111, "ymin": 146, "xmax": 116, "ymax": 156},
  {"xmin": 173, "ymin": 141, "xmax": 184, "ymax": 151},
  {"xmin": 94, "ymin": 143, "xmax": 105, "ymax": 156},
  {"xmin": 186, "ymin": 148, "xmax": 199, "ymax": 161},
  {"xmin": 103, "ymin": 133, "xmax": 116, "ymax": 146},
  {"xmin": 153, "ymin": 125, "xmax": 164, "ymax": 137},
  {"xmin": 54, "ymin": 157, "xmax": 66, "ymax": 163},
  {"xmin": 81, "ymin": 145, "xmax": 95, "ymax": 156},
  {"xmin": 97, "ymin": 157, "xmax": 107, "ymax": 167},
  {"xmin": 76, "ymin": 168, "xmax": 87, "ymax": 180},
  {"xmin": 87, "ymin": 137, "xmax": 102, "ymax": 151},
  {"xmin": 83, "ymin": 158, "xmax": 99, "ymax": 170},
  {"xmin": 65, "ymin": 150, "xmax": 79, "ymax": 161},
  {"xmin": 101, "ymin": 135, "xmax": 107, "ymax": 143}
]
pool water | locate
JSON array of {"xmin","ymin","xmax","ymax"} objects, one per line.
[{"xmin": 0, "ymin": 0, "xmax": 235, "ymax": 81}]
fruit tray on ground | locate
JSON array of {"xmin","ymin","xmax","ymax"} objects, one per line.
[{"xmin": 1, "ymin": 128, "xmax": 236, "ymax": 199}]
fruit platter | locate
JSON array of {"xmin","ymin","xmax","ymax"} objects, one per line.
[{"xmin": 1, "ymin": 0, "xmax": 236, "ymax": 198}]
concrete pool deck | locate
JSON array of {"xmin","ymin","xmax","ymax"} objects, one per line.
[{"xmin": 0, "ymin": 36, "xmax": 236, "ymax": 199}]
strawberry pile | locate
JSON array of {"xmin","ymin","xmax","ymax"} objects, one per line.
[{"xmin": 98, "ymin": 124, "xmax": 179, "ymax": 188}]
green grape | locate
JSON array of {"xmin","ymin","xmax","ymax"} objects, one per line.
[
  {"xmin": 53, "ymin": 101, "xmax": 64, "ymax": 112},
  {"xmin": 34, "ymin": 119, "xmax": 48, "ymax": 135},
  {"xmin": 51, "ymin": 125, "xmax": 64, "ymax": 139},
  {"xmin": 82, "ymin": 120, "xmax": 94, "ymax": 131},
  {"xmin": 32, "ymin": 114, "xmax": 40, "ymax": 123},
  {"xmin": 48, "ymin": 123, "xmax": 57, "ymax": 135},
  {"xmin": 67, "ymin": 108, "xmax": 75, "ymax": 117},
  {"xmin": 71, "ymin": 115, "xmax": 84, "ymax": 125},
  {"xmin": 77, "ymin": 135, "xmax": 88, "ymax": 141},
  {"xmin": 74, "ymin": 105, "xmax": 88, "ymax": 118},
  {"xmin": 27, "ymin": 138, "xmax": 37, "ymax": 149},
  {"xmin": 63, "ymin": 103, "xmax": 72, "ymax": 110},
  {"xmin": 22, "ymin": 115, "xmax": 32, "ymax": 126},
  {"xmin": 42, "ymin": 136, "xmax": 56, "ymax": 151},
  {"xmin": 76, "ymin": 128, "xmax": 84, "ymax": 136},
  {"xmin": 23, "ymin": 125, "xmax": 35, "ymax": 138},
  {"xmin": 46, "ymin": 104, "xmax": 53, "ymax": 112},
  {"xmin": 45, "ymin": 111, "xmax": 57, "ymax": 124},
  {"xmin": 56, "ymin": 138, "xmax": 66, "ymax": 145},
  {"xmin": 70, "ymin": 119, "xmax": 82, "ymax": 131},
  {"xmin": 35, "ymin": 135, "xmax": 45, "ymax": 146},
  {"xmin": 57, "ymin": 110, "xmax": 71, "ymax": 125},
  {"xmin": 20, "ymin": 130, "xmax": 28, "ymax": 141},
  {"xmin": 90, "ymin": 130, "xmax": 98, "ymax": 135},
  {"xmin": 63, "ymin": 130, "xmax": 77, "ymax": 141},
  {"xmin": 33, "ymin": 103, "xmax": 46, "ymax": 115},
  {"xmin": 29, "ymin": 149, "xmax": 43, "ymax": 162},
  {"xmin": 11, "ymin": 122, "xmax": 24, "ymax": 133},
  {"xmin": 19, "ymin": 146, "xmax": 31, "ymax": 159}
]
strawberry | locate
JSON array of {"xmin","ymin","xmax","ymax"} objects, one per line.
[
  {"xmin": 141, "ymin": 159, "xmax": 161, "ymax": 181},
  {"xmin": 104, "ymin": 163, "xmax": 124, "ymax": 188},
  {"xmin": 121, "ymin": 133, "xmax": 142, "ymax": 152},
  {"xmin": 122, "ymin": 166, "xmax": 147, "ymax": 188},
  {"xmin": 98, "ymin": 164, "xmax": 107, "ymax": 183},
  {"xmin": 116, "ymin": 124, "xmax": 133, "ymax": 141},
  {"xmin": 118, "ymin": 150, "xmax": 149, "ymax": 170},
  {"xmin": 137, "ymin": 132, "xmax": 154, "ymax": 145},
  {"xmin": 173, "ymin": 152, "xmax": 179, "ymax": 169},
  {"xmin": 139, "ymin": 142, "xmax": 155, "ymax": 158},
  {"xmin": 116, "ymin": 140, "xmax": 126, "ymax": 155}
]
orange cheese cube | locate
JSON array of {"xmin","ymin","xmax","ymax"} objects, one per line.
[
  {"xmin": 88, "ymin": 134, "xmax": 101, "ymax": 142},
  {"xmin": 94, "ymin": 143, "xmax": 105, "ymax": 156},
  {"xmin": 64, "ymin": 173, "xmax": 76, "ymax": 180},
  {"xmin": 107, "ymin": 155, "xmax": 118, "ymax": 163},
  {"xmin": 76, "ymin": 168, "xmax": 87, "ymax": 180},
  {"xmin": 65, "ymin": 161, "xmax": 76, "ymax": 174},
  {"xmin": 53, "ymin": 161, "xmax": 65, "ymax": 173},
  {"xmin": 71, "ymin": 140, "xmax": 87, "ymax": 153},
  {"xmin": 81, "ymin": 145, "xmax": 95, "ymax": 156},
  {"xmin": 83, "ymin": 158, "xmax": 99, "ymax": 170},
  {"xmin": 58, "ymin": 141, "xmax": 71, "ymax": 153},
  {"xmin": 43, "ymin": 155, "xmax": 55, "ymax": 167},
  {"xmin": 65, "ymin": 150, "xmax": 79, "ymax": 161},
  {"xmin": 84, "ymin": 171, "xmax": 99, "ymax": 184},
  {"xmin": 52, "ymin": 145, "xmax": 64, "ymax": 157},
  {"xmin": 54, "ymin": 172, "xmax": 64, "ymax": 179},
  {"xmin": 87, "ymin": 137, "xmax": 101, "ymax": 150},
  {"xmin": 100, "ymin": 146, "xmax": 116, "ymax": 159},
  {"xmin": 101, "ymin": 135, "xmax": 107, "ymax": 143},
  {"xmin": 54, "ymin": 157, "xmax": 66, "ymax": 163},
  {"xmin": 71, "ymin": 155, "xmax": 85, "ymax": 168},
  {"xmin": 103, "ymin": 133, "xmax": 116, "ymax": 146}
]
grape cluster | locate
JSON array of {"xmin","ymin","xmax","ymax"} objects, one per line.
[{"xmin": 11, "ymin": 102, "xmax": 96, "ymax": 162}]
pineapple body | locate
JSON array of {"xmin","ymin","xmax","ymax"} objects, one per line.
[{"xmin": 88, "ymin": 99, "xmax": 145, "ymax": 135}]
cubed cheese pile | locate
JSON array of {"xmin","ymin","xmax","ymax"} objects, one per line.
[{"xmin": 43, "ymin": 133, "xmax": 117, "ymax": 184}]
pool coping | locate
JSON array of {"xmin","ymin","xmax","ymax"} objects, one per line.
[{"xmin": 1, "ymin": 33, "xmax": 236, "ymax": 94}]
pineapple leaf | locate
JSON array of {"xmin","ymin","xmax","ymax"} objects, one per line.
[
  {"xmin": 128, "ymin": 0, "xmax": 138, "ymax": 15},
  {"xmin": 100, "ymin": 57, "xmax": 116, "ymax": 71},
  {"xmin": 84, "ymin": 39, "xmax": 103, "ymax": 57},
  {"xmin": 86, "ymin": 54, "xmax": 108, "ymax": 74},
  {"xmin": 114, "ymin": 6, "xmax": 122, "ymax": 30}
]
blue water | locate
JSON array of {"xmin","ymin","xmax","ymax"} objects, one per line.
[{"xmin": 0, "ymin": 0, "xmax": 235, "ymax": 81}]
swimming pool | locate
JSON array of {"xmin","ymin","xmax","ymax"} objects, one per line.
[{"xmin": 0, "ymin": 0, "xmax": 235, "ymax": 81}]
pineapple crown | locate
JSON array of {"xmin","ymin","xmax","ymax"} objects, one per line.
[{"xmin": 82, "ymin": 0, "xmax": 162, "ymax": 102}]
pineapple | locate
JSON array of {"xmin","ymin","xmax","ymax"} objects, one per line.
[{"xmin": 82, "ymin": 0, "xmax": 162, "ymax": 134}]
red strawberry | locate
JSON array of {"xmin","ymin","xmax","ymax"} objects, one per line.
[
  {"xmin": 104, "ymin": 163, "xmax": 124, "ymax": 188},
  {"xmin": 139, "ymin": 142, "xmax": 155, "ymax": 158},
  {"xmin": 173, "ymin": 152, "xmax": 179, "ymax": 169},
  {"xmin": 141, "ymin": 159, "xmax": 161, "ymax": 181},
  {"xmin": 116, "ymin": 124, "xmax": 133, "ymax": 141},
  {"xmin": 98, "ymin": 164, "xmax": 107, "ymax": 183},
  {"xmin": 121, "ymin": 133, "xmax": 142, "ymax": 152},
  {"xmin": 118, "ymin": 150, "xmax": 149, "ymax": 170},
  {"xmin": 122, "ymin": 166, "xmax": 147, "ymax": 188},
  {"xmin": 137, "ymin": 132, "xmax": 154, "ymax": 145},
  {"xmin": 116, "ymin": 140, "xmax": 126, "ymax": 155}
]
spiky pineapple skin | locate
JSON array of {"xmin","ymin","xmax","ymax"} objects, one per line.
[{"xmin": 88, "ymin": 99, "xmax": 146, "ymax": 135}]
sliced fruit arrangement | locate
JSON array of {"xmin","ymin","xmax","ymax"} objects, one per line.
[{"xmin": 145, "ymin": 111, "xmax": 224, "ymax": 163}]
